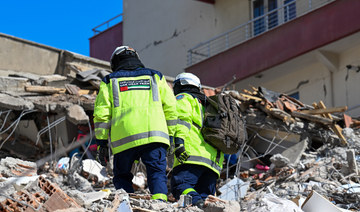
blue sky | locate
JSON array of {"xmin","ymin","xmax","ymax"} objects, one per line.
[{"xmin": 0, "ymin": 0, "xmax": 123, "ymax": 56}]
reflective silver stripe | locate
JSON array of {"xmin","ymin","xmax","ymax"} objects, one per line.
[
  {"xmin": 167, "ymin": 120, "xmax": 177, "ymax": 126},
  {"xmin": 94, "ymin": 129, "xmax": 103, "ymax": 136},
  {"xmin": 177, "ymin": 119, "xmax": 191, "ymax": 130},
  {"xmin": 94, "ymin": 122, "xmax": 111, "ymax": 129},
  {"xmin": 199, "ymin": 100, "xmax": 204, "ymax": 128},
  {"xmin": 151, "ymin": 76, "xmax": 159, "ymax": 102},
  {"xmin": 112, "ymin": 78, "xmax": 119, "ymax": 107},
  {"xmin": 111, "ymin": 131, "xmax": 169, "ymax": 148},
  {"xmin": 187, "ymin": 156, "xmax": 222, "ymax": 173}
]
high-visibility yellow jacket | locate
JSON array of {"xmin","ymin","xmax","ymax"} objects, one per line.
[
  {"xmin": 93, "ymin": 68, "xmax": 177, "ymax": 154},
  {"xmin": 174, "ymin": 93, "xmax": 224, "ymax": 176}
]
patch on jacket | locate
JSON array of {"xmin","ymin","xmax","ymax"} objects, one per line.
[
  {"xmin": 119, "ymin": 79, "xmax": 150, "ymax": 92},
  {"xmin": 176, "ymin": 94, "xmax": 184, "ymax": 100}
]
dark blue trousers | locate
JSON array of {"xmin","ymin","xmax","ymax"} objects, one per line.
[
  {"xmin": 113, "ymin": 143, "xmax": 168, "ymax": 196},
  {"xmin": 171, "ymin": 164, "xmax": 217, "ymax": 205}
]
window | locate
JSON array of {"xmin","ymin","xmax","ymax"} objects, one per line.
[{"xmin": 252, "ymin": 0, "xmax": 296, "ymax": 36}]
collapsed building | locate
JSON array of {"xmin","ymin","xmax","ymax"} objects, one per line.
[{"xmin": 1, "ymin": 33, "xmax": 360, "ymax": 211}]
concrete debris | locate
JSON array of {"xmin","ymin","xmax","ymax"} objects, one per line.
[
  {"xmin": 0, "ymin": 76, "xmax": 29, "ymax": 92},
  {"xmin": 66, "ymin": 104, "xmax": 90, "ymax": 125},
  {"xmin": 247, "ymin": 193, "xmax": 303, "ymax": 212},
  {"xmin": 218, "ymin": 177, "xmax": 249, "ymax": 200},
  {"xmin": 1, "ymin": 68, "xmax": 360, "ymax": 211},
  {"xmin": 81, "ymin": 159, "xmax": 110, "ymax": 186},
  {"xmin": 132, "ymin": 172, "xmax": 146, "ymax": 190},
  {"xmin": 0, "ymin": 93, "xmax": 34, "ymax": 110},
  {"xmin": 204, "ymin": 200, "xmax": 240, "ymax": 212},
  {"xmin": 270, "ymin": 154, "xmax": 291, "ymax": 168}
]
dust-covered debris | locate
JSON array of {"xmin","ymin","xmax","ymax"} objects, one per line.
[{"xmin": 1, "ymin": 66, "xmax": 360, "ymax": 211}]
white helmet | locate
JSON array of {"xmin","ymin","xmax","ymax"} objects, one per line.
[
  {"xmin": 174, "ymin": 72, "xmax": 201, "ymax": 89},
  {"xmin": 110, "ymin": 46, "xmax": 140, "ymax": 70}
]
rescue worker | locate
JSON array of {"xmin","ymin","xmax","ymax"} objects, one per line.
[
  {"xmin": 93, "ymin": 46, "xmax": 177, "ymax": 201},
  {"xmin": 170, "ymin": 73, "xmax": 224, "ymax": 208}
]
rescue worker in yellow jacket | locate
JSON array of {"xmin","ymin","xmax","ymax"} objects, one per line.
[
  {"xmin": 93, "ymin": 46, "xmax": 177, "ymax": 201},
  {"xmin": 170, "ymin": 73, "xmax": 224, "ymax": 208}
]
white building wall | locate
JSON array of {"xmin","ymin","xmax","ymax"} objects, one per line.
[
  {"xmin": 123, "ymin": 0, "xmax": 249, "ymax": 77},
  {"xmin": 335, "ymin": 44, "xmax": 360, "ymax": 116},
  {"xmin": 234, "ymin": 38, "xmax": 360, "ymax": 117}
]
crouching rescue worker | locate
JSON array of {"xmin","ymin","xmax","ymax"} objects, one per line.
[
  {"xmin": 93, "ymin": 46, "xmax": 177, "ymax": 201},
  {"xmin": 170, "ymin": 73, "xmax": 224, "ymax": 208}
]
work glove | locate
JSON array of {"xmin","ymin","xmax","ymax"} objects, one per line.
[
  {"xmin": 174, "ymin": 144, "xmax": 189, "ymax": 164},
  {"xmin": 96, "ymin": 144, "xmax": 109, "ymax": 167}
]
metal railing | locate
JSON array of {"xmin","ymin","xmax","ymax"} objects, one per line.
[
  {"xmin": 92, "ymin": 13, "xmax": 123, "ymax": 35},
  {"xmin": 187, "ymin": 0, "xmax": 335, "ymax": 66}
]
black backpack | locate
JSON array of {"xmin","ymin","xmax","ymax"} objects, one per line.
[{"xmin": 201, "ymin": 93, "xmax": 246, "ymax": 154}]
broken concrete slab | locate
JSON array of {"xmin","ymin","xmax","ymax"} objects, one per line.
[
  {"xmin": 66, "ymin": 104, "xmax": 89, "ymax": 125},
  {"xmin": 247, "ymin": 125, "xmax": 302, "ymax": 155},
  {"xmin": 0, "ymin": 76, "xmax": 29, "ymax": 92},
  {"xmin": 7, "ymin": 72, "xmax": 42, "ymax": 81},
  {"xmin": 282, "ymin": 137, "xmax": 308, "ymax": 164},
  {"xmin": 0, "ymin": 93, "xmax": 34, "ymax": 110},
  {"xmin": 39, "ymin": 74, "xmax": 68, "ymax": 82}
]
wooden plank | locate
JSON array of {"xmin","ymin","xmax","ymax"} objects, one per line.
[
  {"xmin": 242, "ymin": 89, "xmax": 254, "ymax": 95},
  {"xmin": 240, "ymin": 93, "xmax": 263, "ymax": 102},
  {"xmin": 300, "ymin": 106, "xmax": 348, "ymax": 115},
  {"xmin": 25, "ymin": 85, "xmax": 66, "ymax": 94},
  {"xmin": 78, "ymin": 89, "xmax": 97, "ymax": 96},
  {"xmin": 291, "ymin": 111, "xmax": 333, "ymax": 125},
  {"xmin": 317, "ymin": 101, "xmax": 347, "ymax": 145}
]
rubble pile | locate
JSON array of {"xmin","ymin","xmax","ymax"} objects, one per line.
[
  {"xmin": 1, "ymin": 67, "xmax": 360, "ymax": 211},
  {"xmin": 0, "ymin": 64, "xmax": 106, "ymax": 160},
  {"xmin": 218, "ymin": 86, "xmax": 360, "ymax": 211}
]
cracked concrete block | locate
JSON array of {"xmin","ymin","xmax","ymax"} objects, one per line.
[
  {"xmin": 205, "ymin": 200, "xmax": 241, "ymax": 212},
  {"xmin": 0, "ymin": 93, "xmax": 34, "ymax": 110},
  {"xmin": 66, "ymin": 104, "xmax": 89, "ymax": 125},
  {"xmin": 346, "ymin": 149, "xmax": 358, "ymax": 175},
  {"xmin": 0, "ymin": 76, "xmax": 28, "ymax": 92}
]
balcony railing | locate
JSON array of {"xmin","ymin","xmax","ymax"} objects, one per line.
[
  {"xmin": 187, "ymin": 0, "xmax": 335, "ymax": 66},
  {"xmin": 92, "ymin": 13, "xmax": 123, "ymax": 35}
]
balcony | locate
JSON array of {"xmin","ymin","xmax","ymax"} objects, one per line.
[
  {"xmin": 187, "ymin": 0, "xmax": 335, "ymax": 67},
  {"xmin": 186, "ymin": 0, "xmax": 360, "ymax": 87}
]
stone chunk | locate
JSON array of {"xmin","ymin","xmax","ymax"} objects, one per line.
[
  {"xmin": 66, "ymin": 104, "xmax": 89, "ymax": 125},
  {"xmin": 270, "ymin": 154, "xmax": 290, "ymax": 168}
]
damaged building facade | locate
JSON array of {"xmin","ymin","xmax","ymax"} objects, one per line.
[{"xmin": 102, "ymin": 0, "xmax": 360, "ymax": 117}]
